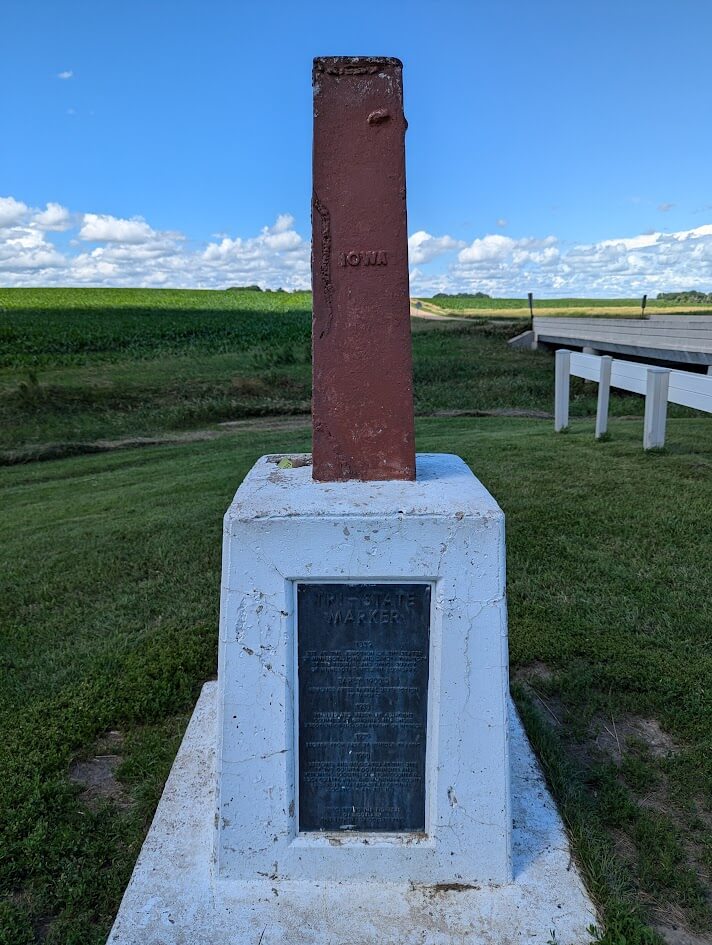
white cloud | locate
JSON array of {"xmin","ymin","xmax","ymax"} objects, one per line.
[
  {"xmin": 0, "ymin": 198, "xmax": 310, "ymax": 289},
  {"xmin": 598, "ymin": 232, "xmax": 661, "ymax": 251},
  {"xmin": 414, "ymin": 223, "xmax": 712, "ymax": 297},
  {"xmin": 0, "ymin": 227, "xmax": 65, "ymax": 273},
  {"xmin": 496, "ymin": 218, "xmax": 507, "ymax": 228},
  {"xmin": 57, "ymin": 70, "xmax": 73, "ymax": 80},
  {"xmin": 0, "ymin": 197, "xmax": 29, "ymax": 227},
  {"xmin": 511, "ymin": 236, "xmax": 559, "ymax": 267},
  {"xmin": 263, "ymin": 229, "xmax": 302, "ymax": 251},
  {"xmin": 597, "ymin": 224, "xmax": 712, "ymax": 253},
  {"xmin": 271, "ymin": 213, "xmax": 295, "ymax": 233},
  {"xmin": 408, "ymin": 230, "xmax": 462, "ymax": 265},
  {"xmin": 4, "ymin": 193, "xmax": 712, "ymax": 297},
  {"xmin": 33, "ymin": 202, "xmax": 72, "ymax": 231},
  {"xmin": 458, "ymin": 234, "xmax": 515, "ymax": 264},
  {"xmin": 79, "ymin": 213, "xmax": 160, "ymax": 244},
  {"xmin": 658, "ymin": 202, "xmax": 675, "ymax": 213},
  {"xmin": 200, "ymin": 215, "xmax": 309, "ymax": 287}
]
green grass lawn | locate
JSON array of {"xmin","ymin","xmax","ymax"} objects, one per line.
[
  {"xmin": 2, "ymin": 418, "xmax": 711, "ymax": 944},
  {"xmin": 1, "ymin": 288, "xmax": 711, "ymax": 945}
]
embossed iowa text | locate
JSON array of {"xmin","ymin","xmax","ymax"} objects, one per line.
[{"xmin": 338, "ymin": 251, "xmax": 388, "ymax": 267}]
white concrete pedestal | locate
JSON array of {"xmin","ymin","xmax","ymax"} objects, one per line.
[
  {"xmin": 217, "ymin": 453, "xmax": 510, "ymax": 885},
  {"xmin": 107, "ymin": 454, "xmax": 597, "ymax": 943}
]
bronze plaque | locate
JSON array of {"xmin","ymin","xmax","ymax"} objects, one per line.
[{"xmin": 297, "ymin": 582, "xmax": 430, "ymax": 832}]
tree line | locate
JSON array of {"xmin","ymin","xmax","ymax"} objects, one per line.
[{"xmin": 656, "ymin": 290, "xmax": 712, "ymax": 303}]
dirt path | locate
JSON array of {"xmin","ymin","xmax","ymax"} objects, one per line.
[
  {"xmin": 409, "ymin": 301, "xmax": 469, "ymax": 321},
  {"xmin": 1, "ymin": 416, "xmax": 314, "ymax": 466},
  {"xmin": 216, "ymin": 415, "xmax": 311, "ymax": 432},
  {"xmin": 1, "ymin": 411, "xmax": 564, "ymax": 467}
]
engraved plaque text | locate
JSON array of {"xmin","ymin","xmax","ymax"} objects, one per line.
[{"xmin": 297, "ymin": 582, "xmax": 430, "ymax": 832}]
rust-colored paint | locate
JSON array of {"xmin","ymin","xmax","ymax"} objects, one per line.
[{"xmin": 311, "ymin": 56, "xmax": 416, "ymax": 482}]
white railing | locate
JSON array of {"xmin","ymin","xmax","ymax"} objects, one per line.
[{"xmin": 554, "ymin": 350, "xmax": 712, "ymax": 449}]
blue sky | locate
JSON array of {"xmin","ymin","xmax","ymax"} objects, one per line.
[{"xmin": 2, "ymin": 0, "xmax": 712, "ymax": 296}]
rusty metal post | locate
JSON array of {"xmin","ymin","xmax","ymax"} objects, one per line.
[{"xmin": 311, "ymin": 56, "xmax": 416, "ymax": 482}]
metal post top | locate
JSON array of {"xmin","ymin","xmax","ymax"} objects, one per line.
[{"xmin": 313, "ymin": 56, "xmax": 403, "ymax": 75}]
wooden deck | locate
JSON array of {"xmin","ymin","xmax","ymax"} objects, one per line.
[{"xmin": 533, "ymin": 315, "xmax": 712, "ymax": 369}]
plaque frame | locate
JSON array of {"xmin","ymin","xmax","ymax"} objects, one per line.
[{"xmin": 292, "ymin": 579, "xmax": 437, "ymax": 839}]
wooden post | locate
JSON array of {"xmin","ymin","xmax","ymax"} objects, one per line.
[
  {"xmin": 595, "ymin": 356, "xmax": 612, "ymax": 439},
  {"xmin": 643, "ymin": 367, "xmax": 670, "ymax": 450},
  {"xmin": 554, "ymin": 349, "xmax": 570, "ymax": 431}
]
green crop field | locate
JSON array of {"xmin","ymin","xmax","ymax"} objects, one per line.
[
  {"xmin": 1, "ymin": 287, "xmax": 711, "ymax": 945},
  {"xmin": 0, "ymin": 288, "xmax": 312, "ymax": 369},
  {"xmin": 418, "ymin": 295, "xmax": 712, "ymax": 319}
]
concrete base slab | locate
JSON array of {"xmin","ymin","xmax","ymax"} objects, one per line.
[{"xmin": 108, "ymin": 682, "xmax": 597, "ymax": 944}]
